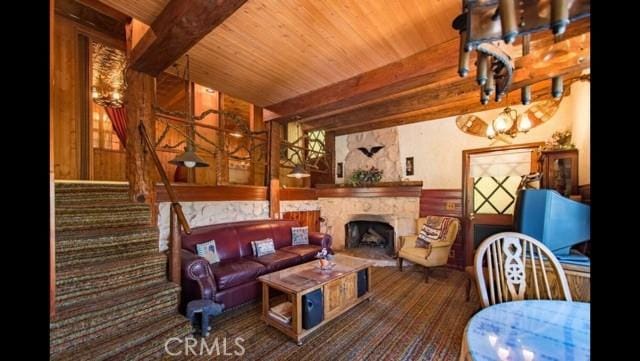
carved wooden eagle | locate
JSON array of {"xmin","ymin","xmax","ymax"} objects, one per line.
[{"xmin": 357, "ymin": 146, "xmax": 384, "ymax": 157}]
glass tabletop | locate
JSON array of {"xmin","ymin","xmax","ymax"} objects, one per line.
[
  {"xmin": 258, "ymin": 254, "xmax": 371, "ymax": 293},
  {"xmin": 466, "ymin": 300, "xmax": 590, "ymax": 361}
]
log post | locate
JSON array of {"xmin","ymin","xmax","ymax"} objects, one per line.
[
  {"xmin": 124, "ymin": 68, "xmax": 158, "ymax": 212},
  {"xmin": 267, "ymin": 120, "xmax": 282, "ymax": 218},
  {"xmin": 50, "ymin": 0, "xmax": 56, "ymax": 320}
]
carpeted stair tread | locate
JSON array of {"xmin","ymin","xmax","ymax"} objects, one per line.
[
  {"xmin": 50, "ymin": 313, "xmax": 192, "ymax": 361},
  {"xmin": 56, "ymin": 226, "xmax": 159, "ymax": 270},
  {"xmin": 50, "ymin": 283, "xmax": 181, "ymax": 354},
  {"xmin": 56, "ymin": 253, "xmax": 168, "ymax": 307},
  {"xmin": 56, "ymin": 203, "xmax": 150, "ymax": 231}
]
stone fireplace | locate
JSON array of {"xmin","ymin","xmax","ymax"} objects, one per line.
[
  {"xmin": 318, "ymin": 194, "xmax": 420, "ymax": 253},
  {"xmin": 345, "ymin": 220, "xmax": 395, "ymax": 256}
]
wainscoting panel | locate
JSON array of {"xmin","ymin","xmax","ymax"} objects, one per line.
[
  {"xmin": 420, "ymin": 189, "xmax": 464, "ymax": 268},
  {"xmin": 282, "ymin": 210, "xmax": 321, "ymax": 233}
]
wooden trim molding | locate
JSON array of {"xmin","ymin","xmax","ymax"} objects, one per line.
[
  {"xmin": 281, "ymin": 187, "xmax": 318, "ymax": 201},
  {"xmin": 155, "ymin": 183, "xmax": 268, "ymax": 202},
  {"xmin": 316, "ymin": 182, "xmax": 422, "ymax": 198}
]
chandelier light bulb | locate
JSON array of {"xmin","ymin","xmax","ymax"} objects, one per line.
[
  {"xmin": 183, "ymin": 161, "xmax": 197, "ymax": 168},
  {"xmin": 92, "ymin": 88, "xmax": 99, "ymax": 99},
  {"xmin": 486, "ymin": 124, "xmax": 496, "ymax": 139},
  {"xmin": 518, "ymin": 114, "xmax": 532, "ymax": 133},
  {"xmin": 112, "ymin": 91, "xmax": 121, "ymax": 100},
  {"xmin": 493, "ymin": 115, "xmax": 508, "ymax": 133}
]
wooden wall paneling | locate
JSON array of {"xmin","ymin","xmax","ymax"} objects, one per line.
[
  {"xmin": 280, "ymin": 188, "xmax": 318, "ymax": 201},
  {"xmin": 78, "ymin": 33, "xmax": 91, "ymax": 179},
  {"xmin": 50, "ymin": 0, "xmax": 56, "ymax": 320},
  {"xmin": 92, "ymin": 149, "xmax": 127, "ymax": 181},
  {"xmin": 156, "ymin": 184, "xmax": 268, "ymax": 202},
  {"xmin": 282, "ymin": 210, "xmax": 321, "ymax": 233},
  {"xmin": 53, "ymin": 16, "xmax": 80, "ymax": 179},
  {"xmin": 420, "ymin": 189, "xmax": 464, "ymax": 268}
]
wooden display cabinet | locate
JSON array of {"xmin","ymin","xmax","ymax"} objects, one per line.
[{"xmin": 538, "ymin": 149, "xmax": 579, "ymax": 196}]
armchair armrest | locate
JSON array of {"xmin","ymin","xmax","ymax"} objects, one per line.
[
  {"xmin": 180, "ymin": 249, "xmax": 217, "ymax": 305},
  {"xmin": 400, "ymin": 235, "xmax": 418, "ymax": 249},
  {"xmin": 428, "ymin": 239, "xmax": 453, "ymax": 248},
  {"xmin": 309, "ymin": 232, "xmax": 333, "ymax": 253}
]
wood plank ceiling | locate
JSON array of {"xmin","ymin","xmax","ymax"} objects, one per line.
[
  {"xmin": 99, "ymin": 0, "xmax": 460, "ymax": 106},
  {"xmin": 99, "ymin": 0, "xmax": 589, "ymax": 134}
]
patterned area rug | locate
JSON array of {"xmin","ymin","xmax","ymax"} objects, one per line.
[{"xmin": 169, "ymin": 266, "xmax": 479, "ymax": 360}]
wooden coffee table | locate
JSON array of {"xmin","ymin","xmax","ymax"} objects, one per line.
[{"xmin": 258, "ymin": 254, "xmax": 372, "ymax": 345}]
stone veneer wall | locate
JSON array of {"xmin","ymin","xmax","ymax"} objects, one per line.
[
  {"xmin": 280, "ymin": 200, "xmax": 321, "ymax": 212},
  {"xmin": 344, "ymin": 127, "xmax": 402, "ymax": 182},
  {"xmin": 157, "ymin": 201, "xmax": 269, "ymax": 251},
  {"xmin": 319, "ymin": 197, "xmax": 420, "ymax": 250}
]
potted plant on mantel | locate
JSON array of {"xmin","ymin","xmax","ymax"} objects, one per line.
[{"xmin": 349, "ymin": 166, "xmax": 383, "ymax": 186}]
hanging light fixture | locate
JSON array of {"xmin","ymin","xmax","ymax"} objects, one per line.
[
  {"xmin": 287, "ymin": 164, "xmax": 310, "ymax": 178},
  {"xmin": 452, "ymin": 0, "xmax": 590, "ymax": 105},
  {"xmin": 168, "ymin": 55, "xmax": 210, "ymax": 169},
  {"xmin": 169, "ymin": 147, "xmax": 209, "ymax": 168},
  {"xmin": 486, "ymin": 106, "xmax": 532, "ymax": 140}
]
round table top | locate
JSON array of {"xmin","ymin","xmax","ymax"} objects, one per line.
[{"xmin": 466, "ymin": 300, "xmax": 590, "ymax": 361}]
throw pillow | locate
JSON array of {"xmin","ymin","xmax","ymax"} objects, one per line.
[
  {"xmin": 416, "ymin": 217, "xmax": 451, "ymax": 248},
  {"xmin": 291, "ymin": 226, "xmax": 309, "ymax": 246},
  {"xmin": 252, "ymin": 238, "xmax": 276, "ymax": 257},
  {"xmin": 196, "ymin": 240, "xmax": 220, "ymax": 264}
]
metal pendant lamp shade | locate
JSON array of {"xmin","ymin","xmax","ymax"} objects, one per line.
[
  {"xmin": 287, "ymin": 164, "xmax": 310, "ymax": 178},
  {"xmin": 169, "ymin": 148, "xmax": 209, "ymax": 168}
]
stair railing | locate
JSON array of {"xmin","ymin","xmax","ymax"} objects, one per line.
[{"xmin": 139, "ymin": 122, "xmax": 191, "ymax": 285}]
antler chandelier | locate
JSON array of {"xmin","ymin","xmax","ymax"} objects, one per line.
[{"xmin": 452, "ymin": 0, "xmax": 590, "ymax": 105}]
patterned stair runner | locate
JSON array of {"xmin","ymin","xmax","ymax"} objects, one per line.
[{"xmin": 50, "ymin": 181, "xmax": 193, "ymax": 360}]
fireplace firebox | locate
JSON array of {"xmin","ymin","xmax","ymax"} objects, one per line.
[{"xmin": 345, "ymin": 221, "xmax": 395, "ymax": 256}]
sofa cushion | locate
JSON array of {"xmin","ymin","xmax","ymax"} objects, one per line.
[
  {"xmin": 246, "ymin": 250, "xmax": 302, "ymax": 272},
  {"xmin": 291, "ymin": 226, "xmax": 309, "ymax": 246},
  {"xmin": 280, "ymin": 244, "xmax": 322, "ymax": 262},
  {"xmin": 211, "ymin": 258, "xmax": 267, "ymax": 291}
]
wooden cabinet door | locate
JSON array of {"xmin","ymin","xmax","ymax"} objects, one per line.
[
  {"xmin": 324, "ymin": 278, "xmax": 344, "ymax": 319},
  {"xmin": 343, "ymin": 273, "xmax": 357, "ymax": 304}
]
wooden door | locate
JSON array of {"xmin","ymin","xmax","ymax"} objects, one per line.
[
  {"xmin": 462, "ymin": 143, "xmax": 543, "ymax": 266},
  {"xmin": 323, "ymin": 278, "xmax": 344, "ymax": 319}
]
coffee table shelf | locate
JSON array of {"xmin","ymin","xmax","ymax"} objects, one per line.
[{"xmin": 258, "ymin": 255, "xmax": 372, "ymax": 345}]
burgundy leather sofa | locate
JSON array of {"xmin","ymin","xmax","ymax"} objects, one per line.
[{"xmin": 180, "ymin": 219, "xmax": 332, "ymax": 311}]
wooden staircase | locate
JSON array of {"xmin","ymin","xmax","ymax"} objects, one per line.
[{"xmin": 50, "ymin": 181, "xmax": 192, "ymax": 360}]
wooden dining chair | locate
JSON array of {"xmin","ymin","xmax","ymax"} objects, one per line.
[{"xmin": 473, "ymin": 232, "xmax": 572, "ymax": 309}]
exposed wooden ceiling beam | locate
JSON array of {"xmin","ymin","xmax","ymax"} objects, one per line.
[
  {"xmin": 130, "ymin": 0, "xmax": 248, "ymax": 76},
  {"xmin": 55, "ymin": 0, "xmax": 128, "ymax": 40},
  {"xmin": 305, "ymin": 33, "xmax": 589, "ymax": 132},
  {"xmin": 264, "ymin": 18, "xmax": 590, "ymax": 124},
  {"xmin": 332, "ymin": 74, "xmax": 583, "ymax": 136}
]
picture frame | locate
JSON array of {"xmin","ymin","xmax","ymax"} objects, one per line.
[
  {"xmin": 406, "ymin": 157, "xmax": 414, "ymax": 176},
  {"xmin": 337, "ymin": 162, "xmax": 344, "ymax": 178}
]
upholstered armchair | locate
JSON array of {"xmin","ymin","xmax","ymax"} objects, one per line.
[{"xmin": 397, "ymin": 216, "xmax": 460, "ymax": 282}]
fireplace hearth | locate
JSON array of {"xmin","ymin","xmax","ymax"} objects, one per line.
[{"xmin": 345, "ymin": 220, "xmax": 395, "ymax": 256}]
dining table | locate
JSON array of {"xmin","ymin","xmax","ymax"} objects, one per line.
[{"xmin": 462, "ymin": 300, "xmax": 590, "ymax": 361}]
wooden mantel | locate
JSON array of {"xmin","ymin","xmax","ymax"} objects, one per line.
[{"xmin": 315, "ymin": 181, "xmax": 423, "ymax": 198}]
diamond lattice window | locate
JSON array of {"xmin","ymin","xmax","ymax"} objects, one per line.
[{"xmin": 473, "ymin": 176, "xmax": 521, "ymax": 214}]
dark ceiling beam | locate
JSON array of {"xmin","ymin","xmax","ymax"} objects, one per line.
[
  {"xmin": 130, "ymin": 0, "xmax": 248, "ymax": 76},
  {"xmin": 332, "ymin": 74, "xmax": 583, "ymax": 136},
  {"xmin": 264, "ymin": 18, "xmax": 590, "ymax": 124},
  {"xmin": 55, "ymin": 0, "xmax": 128, "ymax": 40},
  {"xmin": 305, "ymin": 33, "xmax": 589, "ymax": 132}
]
